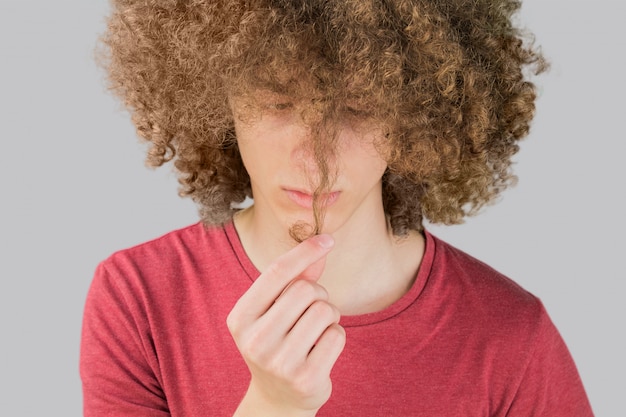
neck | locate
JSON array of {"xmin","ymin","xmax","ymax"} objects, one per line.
[{"xmin": 233, "ymin": 197, "xmax": 424, "ymax": 315}]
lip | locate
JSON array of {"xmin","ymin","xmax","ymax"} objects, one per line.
[{"xmin": 284, "ymin": 189, "xmax": 340, "ymax": 209}]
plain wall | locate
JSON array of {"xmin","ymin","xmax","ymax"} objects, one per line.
[{"xmin": 0, "ymin": 0, "xmax": 623, "ymax": 415}]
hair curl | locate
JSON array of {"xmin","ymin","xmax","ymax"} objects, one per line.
[{"xmin": 99, "ymin": 0, "xmax": 546, "ymax": 236}]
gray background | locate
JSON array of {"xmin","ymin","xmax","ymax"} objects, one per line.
[{"xmin": 0, "ymin": 0, "xmax": 623, "ymax": 415}]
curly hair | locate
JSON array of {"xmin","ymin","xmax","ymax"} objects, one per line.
[{"xmin": 99, "ymin": 0, "xmax": 546, "ymax": 236}]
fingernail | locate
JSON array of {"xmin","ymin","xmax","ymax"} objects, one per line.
[{"xmin": 316, "ymin": 234, "xmax": 334, "ymax": 249}]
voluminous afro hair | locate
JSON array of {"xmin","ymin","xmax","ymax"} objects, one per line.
[{"xmin": 99, "ymin": 0, "xmax": 546, "ymax": 236}]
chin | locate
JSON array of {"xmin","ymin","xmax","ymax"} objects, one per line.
[{"xmin": 290, "ymin": 210, "xmax": 351, "ymax": 240}]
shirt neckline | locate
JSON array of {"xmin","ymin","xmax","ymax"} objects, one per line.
[{"xmin": 223, "ymin": 221, "xmax": 435, "ymax": 327}]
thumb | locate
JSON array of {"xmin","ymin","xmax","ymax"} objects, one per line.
[{"xmin": 298, "ymin": 234, "xmax": 333, "ymax": 282}]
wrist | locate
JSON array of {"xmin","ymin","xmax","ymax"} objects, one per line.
[{"xmin": 233, "ymin": 384, "xmax": 319, "ymax": 417}]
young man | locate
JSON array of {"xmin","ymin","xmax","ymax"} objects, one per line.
[{"xmin": 81, "ymin": 1, "xmax": 594, "ymax": 416}]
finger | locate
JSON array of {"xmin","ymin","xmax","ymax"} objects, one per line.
[
  {"xmin": 298, "ymin": 254, "xmax": 327, "ymax": 282},
  {"xmin": 281, "ymin": 300, "xmax": 341, "ymax": 363},
  {"xmin": 253, "ymin": 280, "xmax": 329, "ymax": 350},
  {"xmin": 306, "ymin": 323, "xmax": 346, "ymax": 377},
  {"xmin": 234, "ymin": 234, "xmax": 334, "ymax": 321}
]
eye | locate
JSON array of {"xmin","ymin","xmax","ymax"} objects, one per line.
[
  {"xmin": 342, "ymin": 105, "xmax": 371, "ymax": 118},
  {"xmin": 266, "ymin": 102, "xmax": 294, "ymax": 111}
]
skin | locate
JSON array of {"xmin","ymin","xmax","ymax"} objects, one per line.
[
  {"xmin": 228, "ymin": 235, "xmax": 344, "ymax": 416},
  {"xmin": 227, "ymin": 92, "xmax": 425, "ymax": 416}
]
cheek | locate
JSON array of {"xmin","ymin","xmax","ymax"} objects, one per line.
[
  {"xmin": 235, "ymin": 129, "xmax": 290, "ymax": 190},
  {"xmin": 343, "ymin": 137, "xmax": 388, "ymax": 183},
  {"xmin": 234, "ymin": 130, "xmax": 260, "ymax": 180},
  {"xmin": 364, "ymin": 157, "xmax": 388, "ymax": 184},
  {"xmin": 234, "ymin": 121, "xmax": 267, "ymax": 169},
  {"xmin": 235, "ymin": 137, "xmax": 254, "ymax": 173}
]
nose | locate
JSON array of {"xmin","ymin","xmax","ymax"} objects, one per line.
[{"xmin": 290, "ymin": 126, "xmax": 320, "ymax": 178}]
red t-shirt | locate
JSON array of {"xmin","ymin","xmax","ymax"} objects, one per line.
[{"xmin": 80, "ymin": 222, "xmax": 593, "ymax": 416}]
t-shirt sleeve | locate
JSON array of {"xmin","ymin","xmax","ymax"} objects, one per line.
[
  {"xmin": 505, "ymin": 303, "xmax": 594, "ymax": 416},
  {"xmin": 80, "ymin": 261, "xmax": 170, "ymax": 416}
]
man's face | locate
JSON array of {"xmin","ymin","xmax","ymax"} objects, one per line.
[{"xmin": 231, "ymin": 91, "xmax": 388, "ymax": 237}]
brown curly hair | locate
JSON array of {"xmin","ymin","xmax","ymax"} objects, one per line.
[{"xmin": 99, "ymin": 0, "xmax": 546, "ymax": 236}]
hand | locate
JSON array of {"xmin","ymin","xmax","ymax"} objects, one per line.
[{"xmin": 227, "ymin": 234, "xmax": 346, "ymax": 417}]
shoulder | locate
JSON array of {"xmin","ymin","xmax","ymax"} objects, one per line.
[
  {"xmin": 425, "ymin": 230, "xmax": 545, "ymax": 337},
  {"xmin": 428, "ymin": 231, "xmax": 537, "ymax": 304},
  {"xmin": 420, "ymin": 233, "xmax": 593, "ymax": 415},
  {"xmin": 86, "ymin": 221, "xmax": 250, "ymax": 318},
  {"xmin": 93, "ymin": 222, "xmax": 241, "ymax": 294},
  {"xmin": 103, "ymin": 222, "xmax": 229, "ymax": 270}
]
